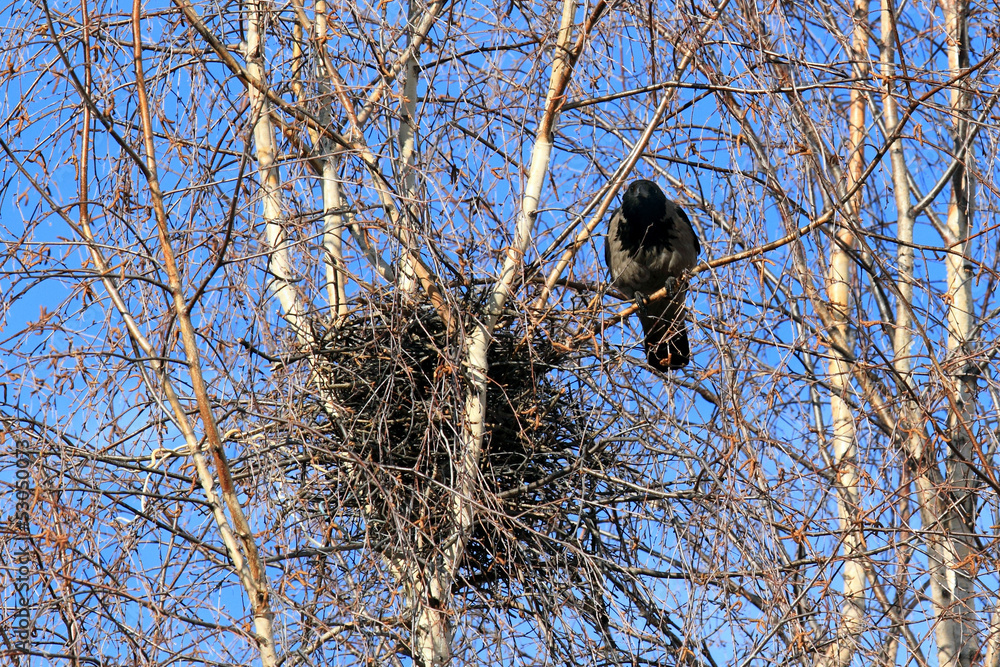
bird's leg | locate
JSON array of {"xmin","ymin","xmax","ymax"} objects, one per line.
[
  {"xmin": 663, "ymin": 275, "xmax": 689, "ymax": 310},
  {"xmin": 633, "ymin": 292, "xmax": 649, "ymax": 317},
  {"xmin": 662, "ymin": 275, "xmax": 678, "ymax": 297}
]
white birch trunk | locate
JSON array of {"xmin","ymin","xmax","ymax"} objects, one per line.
[
  {"xmin": 882, "ymin": 0, "xmax": 978, "ymax": 663},
  {"xmin": 321, "ymin": 155, "xmax": 349, "ymax": 322},
  {"xmin": 938, "ymin": 0, "xmax": 979, "ymax": 663},
  {"xmin": 816, "ymin": 5, "xmax": 867, "ymax": 664},
  {"xmin": 822, "ymin": 267, "xmax": 865, "ymax": 667},
  {"xmin": 411, "ymin": 3, "xmax": 579, "ymax": 663},
  {"xmin": 245, "ymin": 0, "xmax": 308, "ymax": 341},
  {"xmin": 881, "ymin": 8, "xmax": 921, "ymax": 662},
  {"xmin": 394, "ymin": 0, "xmax": 422, "ymax": 295},
  {"xmin": 311, "ymin": 0, "xmax": 350, "ymax": 322},
  {"xmin": 289, "ymin": 1, "xmax": 348, "ymax": 322},
  {"xmin": 942, "ymin": 0, "xmax": 977, "ymax": 533}
]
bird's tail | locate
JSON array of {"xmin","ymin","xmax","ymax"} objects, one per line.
[{"xmin": 641, "ymin": 303, "xmax": 690, "ymax": 370}]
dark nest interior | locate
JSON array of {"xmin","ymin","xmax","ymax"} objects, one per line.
[{"xmin": 275, "ymin": 296, "xmax": 609, "ymax": 595}]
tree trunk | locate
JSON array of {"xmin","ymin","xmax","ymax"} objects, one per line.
[{"xmin": 817, "ymin": 3, "xmax": 868, "ymax": 664}]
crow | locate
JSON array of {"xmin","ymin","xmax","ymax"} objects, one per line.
[{"xmin": 605, "ymin": 180, "xmax": 700, "ymax": 369}]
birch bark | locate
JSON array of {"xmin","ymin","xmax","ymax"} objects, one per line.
[
  {"xmin": 936, "ymin": 0, "xmax": 979, "ymax": 663},
  {"xmin": 816, "ymin": 4, "xmax": 868, "ymax": 663},
  {"xmin": 411, "ymin": 2, "xmax": 583, "ymax": 663}
]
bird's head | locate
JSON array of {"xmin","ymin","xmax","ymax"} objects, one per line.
[{"xmin": 621, "ymin": 179, "xmax": 668, "ymax": 225}]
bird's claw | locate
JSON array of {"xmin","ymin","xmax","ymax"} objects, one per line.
[
  {"xmin": 634, "ymin": 293, "xmax": 649, "ymax": 316},
  {"xmin": 663, "ymin": 276, "xmax": 678, "ymax": 295}
]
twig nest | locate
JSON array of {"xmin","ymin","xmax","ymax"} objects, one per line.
[{"xmin": 274, "ymin": 297, "xmax": 601, "ymax": 592}]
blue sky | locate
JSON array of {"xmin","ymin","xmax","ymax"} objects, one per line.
[{"xmin": 3, "ymin": 0, "xmax": 1000, "ymax": 664}]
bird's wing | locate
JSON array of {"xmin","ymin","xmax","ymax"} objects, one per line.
[
  {"xmin": 674, "ymin": 207, "xmax": 700, "ymax": 258},
  {"xmin": 604, "ymin": 208, "xmax": 622, "ymax": 280}
]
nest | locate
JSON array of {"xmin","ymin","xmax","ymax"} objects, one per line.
[{"xmin": 275, "ymin": 297, "xmax": 602, "ymax": 593}]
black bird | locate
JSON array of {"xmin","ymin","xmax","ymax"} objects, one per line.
[{"xmin": 605, "ymin": 180, "xmax": 700, "ymax": 369}]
